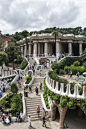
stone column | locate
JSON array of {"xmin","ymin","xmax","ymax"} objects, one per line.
[
  {"xmin": 29, "ymin": 44, "xmax": 31, "ymax": 55},
  {"xmin": 38, "ymin": 43, "xmax": 40, "ymax": 56},
  {"xmin": 56, "ymin": 41, "xmax": 60, "ymax": 61},
  {"xmin": 44, "ymin": 42, "xmax": 48, "ymax": 57},
  {"xmin": 21, "ymin": 46, "xmax": 23, "ymax": 57},
  {"xmin": 33, "ymin": 43, "xmax": 37, "ymax": 57},
  {"xmin": 51, "ymin": 103, "xmax": 57, "ymax": 121},
  {"xmin": 79, "ymin": 42, "xmax": 82, "ymax": 55},
  {"xmin": 24, "ymin": 45, "xmax": 27, "ymax": 56},
  {"xmin": 58, "ymin": 105, "xmax": 68, "ymax": 129},
  {"xmin": 68, "ymin": 42, "xmax": 72, "ymax": 54}
]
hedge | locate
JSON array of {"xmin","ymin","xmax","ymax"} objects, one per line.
[
  {"xmin": 20, "ymin": 60, "xmax": 28, "ymax": 70},
  {"xmin": 25, "ymin": 76, "xmax": 32, "ymax": 84}
]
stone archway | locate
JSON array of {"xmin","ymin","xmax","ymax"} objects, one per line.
[{"xmin": 51, "ymin": 102, "xmax": 68, "ymax": 129}]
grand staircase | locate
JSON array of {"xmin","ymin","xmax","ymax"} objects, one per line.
[{"xmin": 25, "ymin": 77, "xmax": 44, "ymax": 121}]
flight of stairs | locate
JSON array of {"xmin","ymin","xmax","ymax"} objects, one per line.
[
  {"xmin": 25, "ymin": 96, "xmax": 43, "ymax": 121},
  {"xmin": 25, "ymin": 77, "xmax": 44, "ymax": 122}
]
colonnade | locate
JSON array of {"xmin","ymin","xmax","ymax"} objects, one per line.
[
  {"xmin": 20, "ymin": 40, "xmax": 83, "ymax": 60},
  {"xmin": 20, "ymin": 42, "xmax": 54, "ymax": 57}
]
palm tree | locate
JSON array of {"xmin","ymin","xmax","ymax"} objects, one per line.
[
  {"xmin": 52, "ymin": 31, "xmax": 58, "ymax": 44},
  {"xmin": 52, "ymin": 31, "xmax": 58, "ymax": 55}
]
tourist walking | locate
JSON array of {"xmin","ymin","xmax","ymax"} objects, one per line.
[
  {"xmin": 70, "ymin": 71, "xmax": 72, "ymax": 78},
  {"xmin": 35, "ymin": 87, "xmax": 38, "ymax": 95},
  {"xmin": 42, "ymin": 116, "xmax": 46, "ymax": 127},
  {"xmin": 68, "ymin": 70, "xmax": 70, "ymax": 77},
  {"xmin": 28, "ymin": 115, "xmax": 31, "ymax": 128},
  {"xmin": 40, "ymin": 82, "xmax": 42, "ymax": 90},
  {"xmin": 76, "ymin": 72, "xmax": 80, "ymax": 77},
  {"xmin": 42, "ymin": 108, "xmax": 45, "ymax": 116},
  {"xmin": 37, "ymin": 106, "xmax": 40, "ymax": 117}
]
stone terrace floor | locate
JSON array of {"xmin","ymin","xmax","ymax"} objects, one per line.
[{"xmin": 58, "ymin": 74, "xmax": 86, "ymax": 83}]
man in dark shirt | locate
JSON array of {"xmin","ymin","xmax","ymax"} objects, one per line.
[{"xmin": 42, "ymin": 116, "xmax": 46, "ymax": 127}]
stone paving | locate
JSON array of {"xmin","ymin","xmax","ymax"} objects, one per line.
[
  {"xmin": 0, "ymin": 120, "xmax": 59, "ymax": 129},
  {"xmin": 58, "ymin": 74, "xmax": 86, "ymax": 84}
]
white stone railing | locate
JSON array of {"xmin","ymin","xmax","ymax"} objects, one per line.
[
  {"xmin": 22, "ymin": 95, "xmax": 26, "ymax": 120},
  {"xmin": 46, "ymin": 75, "xmax": 85, "ymax": 99},
  {"xmin": 34, "ymin": 57, "xmax": 39, "ymax": 65}
]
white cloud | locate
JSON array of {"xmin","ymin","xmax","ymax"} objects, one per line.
[{"xmin": 0, "ymin": 0, "xmax": 86, "ymax": 34}]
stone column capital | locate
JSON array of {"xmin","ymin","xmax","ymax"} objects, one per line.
[
  {"xmin": 78, "ymin": 40, "xmax": 83, "ymax": 44},
  {"xmin": 68, "ymin": 40, "xmax": 73, "ymax": 43}
]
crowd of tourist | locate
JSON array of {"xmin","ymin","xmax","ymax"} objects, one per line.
[
  {"xmin": 58, "ymin": 53, "xmax": 74, "ymax": 61},
  {"xmin": 0, "ymin": 112, "xmax": 12, "ymax": 125}
]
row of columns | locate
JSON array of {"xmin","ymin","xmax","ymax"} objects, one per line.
[
  {"xmin": 20, "ymin": 41, "xmax": 83, "ymax": 58},
  {"xmin": 20, "ymin": 43, "xmax": 49, "ymax": 57},
  {"xmin": 56, "ymin": 41, "xmax": 83, "ymax": 60}
]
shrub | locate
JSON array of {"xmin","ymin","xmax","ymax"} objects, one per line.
[
  {"xmin": 59, "ymin": 69, "xmax": 64, "ymax": 74},
  {"xmin": 64, "ymin": 66, "xmax": 71, "ymax": 74},
  {"xmin": 11, "ymin": 93, "xmax": 22, "ymax": 111},
  {"xmin": 51, "ymin": 57, "xmax": 73, "ymax": 73},
  {"xmin": 71, "ymin": 65, "xmax": 85, "ymax": 75},
  {"xmin": 0, "ymin": 98, "xmax": 6, "ymax": 105},
  {"xmin": 11, "ymin": 83, "xmax": 18, "ymax": 93},
  {"xmin": 25, "ymin": 76, "xmax": 32, "ymax": 84},
  {"xmin": 60, "ymin": 96, "xmax": 68, "ymax": 108},
  {"xmin": 73, "ymin": 61, "xmax": 80, "ymax": 66},
  {"xmin": 82, "ymin": 61, "xmax": 86, "ymax": 68},
  {"xmin": 20, "ymin": 60, "xmax": 28, "ymax": 70},
  {"xmin": 67, "ymin": 98, "xmax": 76, "ymax": 109}
]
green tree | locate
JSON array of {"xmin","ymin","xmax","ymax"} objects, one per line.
[
  {"xmin": 21, "ymin": 30, "xmax": 29, "ymax": 37},
  {"xmin": 10, "ymin": 83, "xmax": 18, "ymax": 94},
  {"xmin": 5, "ymin": 43, "xmax": 22, "ymax": 69},
  {"xmin": 81, "ymin": 48, "xmax": 86, "ymax": 61},
  {"xmin": 52, "ymin": 31, "xmax": 58, "ymax": 45},
  {"xmin": 11, "ymin": 94, "xmax": 22, "ymax": 111},
  {"xmin": 0, "ymin": 52, "xmax": 7, "ymax": 65}
]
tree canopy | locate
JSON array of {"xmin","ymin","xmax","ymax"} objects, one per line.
[
  {"xmin": 5, "ymin": 43, "xmax": 22, "ymax": 68},
  {"xmin": 4, "ymin": 26, "xmax": 86, "ymax": 43},
  {"xmin": 0, "ymin": 52, "xmax": 7, "ymax": 65}
]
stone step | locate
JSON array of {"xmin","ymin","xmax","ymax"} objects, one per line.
[{"xmin": 25, "ymin": 117, "xmax": 40, "ymax": 121}]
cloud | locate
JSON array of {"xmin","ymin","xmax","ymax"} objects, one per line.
[{"xmin": 0, "ymin": 0, "xmax": 85, "ymax": 34}]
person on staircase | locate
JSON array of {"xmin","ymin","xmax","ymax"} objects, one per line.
[
  {"xmin": 37, "ymin": 106, "xmax": 40, "ymax": 117},
  {"xmin": 35, "ymin": 87, "xmax": 38, "ymax": 95}
]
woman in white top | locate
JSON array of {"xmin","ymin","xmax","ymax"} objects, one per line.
[{"xmin": 28, "ymin": 115, "xmax": 31, "ymax": 127}]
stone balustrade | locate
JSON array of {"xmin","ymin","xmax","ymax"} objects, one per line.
[{"xmin": 46, "ymin": 75, "xmax": 85, "ymax": 99}]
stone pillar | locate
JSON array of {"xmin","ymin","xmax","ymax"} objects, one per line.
[
  {"xmin": 79, "ymin": 43, "xmax": 82, "ymax": 55},
  {"xmin": 68, "ymin": 42, "xmax": 72, "ymax": 54},
  {"xmin": 21, "ymin": 46, "xmax": 23, "ymax": 57},
  {"xmin": 38, "ymin": 43, "xmax": 40, "ymax": 56},
  {"xmin": 56, "ymin": 41, "xmax": 60, "ymax": 61},
  {"xmin": 58, "ymin": 105, "xmax": 68, "ymax": 129},
  {"xmin": 24, "ymin": 45, "xmax": 27, "ymax": 56},
  {"xmin": 33, "ymin": 43, "xmax": 37, "ymax": 57},
  {"xmin": 45, "ymin": 42, "xmax": 48, "ymax": 57},
  {"xmin": 51, "ymin": 103, "xmax": 57, "ymax": 121},
  {"xmin": 29, "ymin": 44, "xmax": 31, "ymax": 55}
]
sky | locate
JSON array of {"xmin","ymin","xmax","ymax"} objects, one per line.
[{"xmin": 0, "ymin": 0, "xmax": 86, "ymax": 34}]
